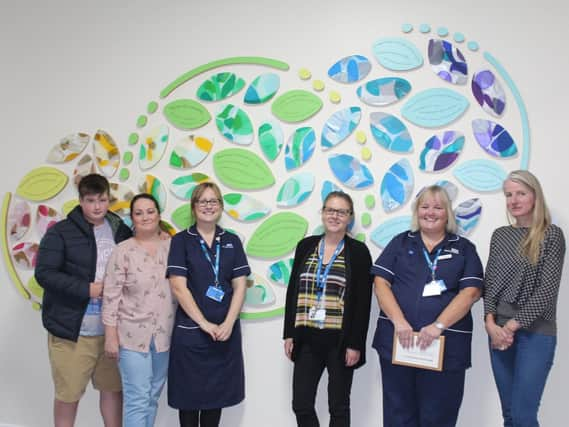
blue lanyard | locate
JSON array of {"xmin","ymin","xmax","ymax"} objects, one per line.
[
  {"xmin": 199, "ymin": 238, "xmax": 220, "ymax": 287},
  {"xmin": 422, "ymin": 248, "xmax": 442, "ymax": 282},
  {"xmin": 316, "ymin": 238, "xmax": 345, "ymax": 301}
]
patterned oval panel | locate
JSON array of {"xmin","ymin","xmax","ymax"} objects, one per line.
[
  {"xmin": 169, "ymin": 135, "xmax": 213, "ymax": 169},
  {"xmin": 357, "ymin": 77, "xmax": 411, "ymax": 106},
  {"xmin": 380, "ymin": 159, "xmax": 414, "ymax": 212},
  {"xmin": 370, "ymin": 112, "xmax": 413, "ymax": 153},
  {"xmin": 284, "ymin": 127, "xmax": 316, "ymax": 171},
  {"xmin": 328, "ymin": 55, "xmax": 372, "ymax": 83},
  {"xmin": 276, "ymin": 172, "xmax": 315, "ymax": 207},
  {"xmin": 419, "ymin": 131, "xmax": 465, "ymax": 172},
  {"xmin": 328, "ymin": 153, "xmax": 374, "ymax": 189},
  {"xmin": 223, "ymin": 193, "xmax": 271, "ymax": 222},
  {"xmin": 321, "ymin": 107, "xmax": 361, "ymax": 150}
]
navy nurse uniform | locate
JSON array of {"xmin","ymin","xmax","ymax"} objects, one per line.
[
  {"xmin": 371, "ymin": 231, "xmax": 483, "ymax": 427},
  {"xmin": 166, "ymin": 225, "xmax": 251, "ymax": 411}
]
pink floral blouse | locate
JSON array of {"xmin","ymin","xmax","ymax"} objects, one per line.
[{"xmin": 102, "ymin": 238, "xmax": 176, "ymax": 353}]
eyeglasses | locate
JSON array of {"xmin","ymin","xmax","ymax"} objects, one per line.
[
  {"xmin": 197, "ymin": 199, "xmax": 221, "ymax": 207},
  {"xmin": 322, "ymin": 207, "xmax": 351, "ymax": 218}
]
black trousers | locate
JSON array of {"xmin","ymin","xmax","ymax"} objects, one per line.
[
  {"xmin": 292, "ymin": 340, "xmax": 355, "ymax": 427},
  {"xmin": 179, "ymin": 409, "xmax": 222, "ymax": 427}
]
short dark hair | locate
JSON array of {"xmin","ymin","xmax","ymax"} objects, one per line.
[
  {"xmin": 129, "ymin": 193, "xmax": 161, "ymax": 220},
  {"xmin": 78, "ymin": 174, "xmax": 110, "ymax": 199},
  {"xmin": 323, "ymin": 191, "xmax": 354, "ymax": 216}
]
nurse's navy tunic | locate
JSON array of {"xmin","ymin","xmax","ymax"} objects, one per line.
[
  {"xmin": 371, "ymin": 231, "xmax": 483, "ymax": 371},
  {"xmin": 166, "ymin": 225, "xmax": 251, "ymax": 410}
]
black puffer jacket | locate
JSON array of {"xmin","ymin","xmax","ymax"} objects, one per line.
[{"xmin": 35, "ymin": 206, "xmax": 132, "ymax": 341}]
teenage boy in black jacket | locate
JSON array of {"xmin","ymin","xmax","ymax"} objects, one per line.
[{"xmin": 35, "ymin": 173, "xmax": 132, "ymax": 427}]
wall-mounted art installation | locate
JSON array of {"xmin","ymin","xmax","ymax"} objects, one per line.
[{"xmin": 2, "ymin": 24, "xmax": 531, "ymax": 319}]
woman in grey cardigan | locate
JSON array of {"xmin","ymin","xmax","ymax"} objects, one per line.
[{"xmin": 484, "ymin": 170, "xmax": 565, "ymax": 427}]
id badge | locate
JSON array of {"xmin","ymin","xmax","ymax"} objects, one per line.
[
  {"xmin": 422, "ymin": 280, "xmax": 442, "ymax": 297},
  {"xmin": 206, "ymin": 285, "xmax": 225, "ymax": 302},
  {"xmin": 308, "ymin": 307, "xmax": 326, "ymax": 321}
]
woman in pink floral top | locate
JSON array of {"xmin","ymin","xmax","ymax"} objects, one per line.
[{"xmin": 103, "ymin": 193, "xmax": 176, "ymax": 427}]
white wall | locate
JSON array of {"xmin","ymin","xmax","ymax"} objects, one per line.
[{"xmin": 1, "ymin": 0, "xmax": 567, "ymax": 425}]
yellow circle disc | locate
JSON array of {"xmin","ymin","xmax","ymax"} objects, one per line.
[
  {"xmin": 355, "ymin": 130, "xmax": 367, "ymax": 144},
  {"xmin": 312, "ymin": 80, "xmax": 325, "ymax": 91},
  {"xmin": 329, "ymin": 90, "xmax": 341, "ymax": 104},
  {"xmin": 298, "ymin": 68, "xmax": 312, "ymax": 80},
  {"xmin": 361, "ymin": 147, "xmax": 372, "ymax": 161}
]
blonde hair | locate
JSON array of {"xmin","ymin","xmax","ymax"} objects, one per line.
[
  {"xmin": 411, "ymin": 185, "xmax": 457, "ymax": 234},
  {"xmin": 504, "ymin": 170, "xmax": 550, "ymax": 264}
]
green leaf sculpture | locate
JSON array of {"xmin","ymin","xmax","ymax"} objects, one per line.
[
  {"xmin": 213, "ymin": 148, "xmax": 275, "ymax": 190},
  {"xmin": 271, "ymin": 89, "xmax": 323, "ymax": 123},
  {"xmin": 246, "ymin": 212, "xmax": 308, "ymax": 258},
  {"xmin": 163, "ymin": 99, "xmax": 211, "ymax": 130},
  {"xmin": 171, "ymin": 204, "xmax": 194, "ymax": 230},
  {"xmin": 16, "ymin": 167, "xmax": 68, "ymax": 202}
]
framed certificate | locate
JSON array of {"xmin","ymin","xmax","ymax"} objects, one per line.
[{"xmin": 391, "ymin": 333, "xmax": 445, "ymax": 371}]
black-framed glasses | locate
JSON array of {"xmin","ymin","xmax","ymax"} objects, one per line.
[
  {"xmin": 322, "ymin": 207, "xmax": 351, "ymax": 218},
  {"xmin": 197, "ymin": 199, "xmax": 221, "ymax": 207}
]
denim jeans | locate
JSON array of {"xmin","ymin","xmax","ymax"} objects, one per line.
[
  {"xmin": 489, "ymin": 330, "xmax": 556, "ymax": 427},
  {"xmin": 119, "ymin": 339, "xmax": 169, "ymax": 427}
]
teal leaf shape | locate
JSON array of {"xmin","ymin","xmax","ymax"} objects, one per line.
[
  {"xmin": 372, "ymin": 37, "xmax": 423, "ymax": 71},
  {"xmin": 246, "ymin": 212, "xmax": 308, "ymax": 259},
  {"xmin": 401, "ymin": 88, "xmax": 469, "ymax": 128},
  {"xmin": 370, "ymin": 216, "xmax": 411, "ymax": 249},
  {"xmin": 244, "ymin": 73, "xmax": 280, "ymax": 104},
  {"xmin": 213, "ymin": 148, "xmax": 275, "ymax": 190},
  {"xmin": 453, "ymin": 159, "xmax": 507, "ymax": 192}
]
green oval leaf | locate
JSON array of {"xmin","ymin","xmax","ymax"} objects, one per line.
[
  {"xmin": 171, "ymin": 204, "xmax": 194, "ymax": 230},
  {"xmin": 16, "ymin": 167, "xmax": 69, "ymax": 202},
  {"xmin": 246, "ymin": 212, "xmax": 308, "ymax": 259},
  {"xmin": 213, "ymin": 148, "xmax": 275, "ymax": 190},
  {"xmin": 271, "ymin": 90, "xmax": 323, "ymax": 123},
  {"xmin": 163, "ymin": 99, "xmax": 211, "ymax": 130}
]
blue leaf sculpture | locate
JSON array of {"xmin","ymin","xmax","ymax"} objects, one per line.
[
  {"xmin": 453, "ymin": 159, "xmax": 507, "ymax": 192},
  {"xmin": 401, "ymin": 88, "xmax": 469, "ymax": 128}
]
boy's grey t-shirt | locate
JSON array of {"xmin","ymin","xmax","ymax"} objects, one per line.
[{"xmin": 80, "ymin": 219, "xmax": 116, "ymax": 336}]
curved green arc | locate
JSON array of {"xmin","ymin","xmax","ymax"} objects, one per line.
[
  {"xmin": 160, "ymin": 57, "xmax": 290, "ymax": 99},
  {"xmin": 1, "ymin": 192, "xmax": 31, "ymax": 300},
  {"xmin": 483, "ymin": 52, "xmax": 530, "ymax": 170},
  {"xmin": 240, "ymin": 306, "xmax": 285, "ymax": 320}
]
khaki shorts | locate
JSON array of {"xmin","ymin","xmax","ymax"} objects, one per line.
[{"xmin": 47, "ymin": 333, "xmax": 121, "ymax": 403}]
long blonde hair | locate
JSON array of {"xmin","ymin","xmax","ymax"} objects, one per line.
[
  {"xmin": 504, "ymin": 170, "xmax": 551, "ymax": 264},
  {"xmin": 411, "ymin": 185, "xmax": 457, "ymax": 234}
]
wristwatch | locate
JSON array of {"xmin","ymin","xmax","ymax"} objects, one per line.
[{"xmin": 434, "ymin": 321, "xmax": 446, "ymax": 331}]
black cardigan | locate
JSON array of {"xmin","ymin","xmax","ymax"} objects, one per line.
[{"xmin": 283, "ymin": 234, "xmax": 373, "ymax": 369}]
